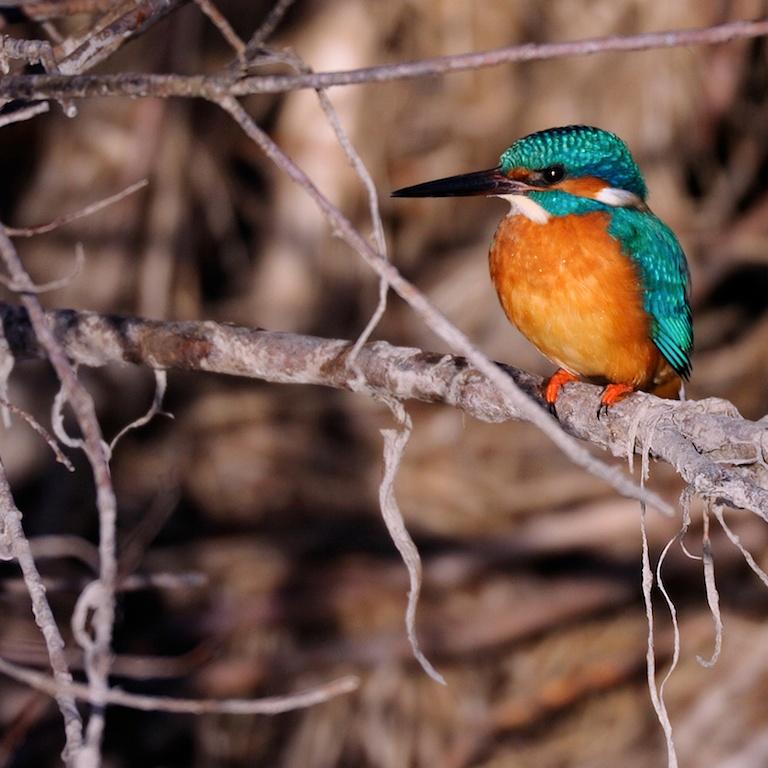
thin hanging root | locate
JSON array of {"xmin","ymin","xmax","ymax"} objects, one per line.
[
  {"xmin": 678, "ymin": 486, "xmax": 701, "ymax": 561},
  {"xmin": 697, "ymin": 504, "xmax": 723, "ymax": 668},
  {"xmin": 624, "ymin": 399, "xmax": 674, "ymax": 479},
  {"xmin": 378, "ymin": 395, "xmax": 445, "ymax": 685},
  {"xmin": 640, "ymin": 497, "xmax": 679, "ymax": 768},
  {"xmin": 713, "ymin": 505, "xmax": 768, "ymax": 588},
  {"xmin": 656, "ymin": 529, "xmax": 682, "ymax": 697},
  {"xmin": 51, "ymin": 372, "xmax": 85, "ymax": 451},
  {"xmin": 633, "ymin": 432, "xmax": 678, "ymax": 767},
  {"xmin": 108, "ymin": 370, "xmax": 173, "ymax": 458}
]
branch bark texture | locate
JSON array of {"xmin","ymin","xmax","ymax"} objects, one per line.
[{"xmin": 2, "ymin": 303, "xmax": 766, "ymax": 518}]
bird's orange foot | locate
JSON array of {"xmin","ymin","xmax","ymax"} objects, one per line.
[
  {"xmin": 596, "ymin": 383, "xmax": 635, "ymax": 419},
  {"xmin": 543, "ymin": 368, "xmax": 579, "ymax": 418}
]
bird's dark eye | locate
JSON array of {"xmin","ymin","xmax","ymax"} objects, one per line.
[{"xmin": 539, "ymin": 164, "xmax": 566, "ymax": 184}]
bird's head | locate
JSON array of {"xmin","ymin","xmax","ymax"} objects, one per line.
[{"xmin": 392, "ymin": 125, "xmax": 648, "ymax": 216}]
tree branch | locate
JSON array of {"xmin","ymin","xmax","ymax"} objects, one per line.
[
  {"xmin": 1, "ymin": 19, "xmax": 767, "ymax": 102},
  {"xmin": 2, "ymin": 303, "xmax": 765, "ymax": 518}
]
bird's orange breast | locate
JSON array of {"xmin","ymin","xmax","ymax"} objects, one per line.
[{"xmin": 489, "ymin": 209, "xmax": 675, "ymax": 391}]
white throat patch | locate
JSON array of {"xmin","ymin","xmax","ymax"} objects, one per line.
[
  {"xmin": 595, "ymin": 187, "xmax": 644, "ymax": 208},
  {"xmin": 497, "ymin": 194, "xmax": 550, "ymax": 224}
]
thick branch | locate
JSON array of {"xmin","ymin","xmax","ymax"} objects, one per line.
[
  {"xmin": 0, "ymin": 19, "xmax": 767, "ymax": 101},
  {"xmin": 2, "ymin": 303, "xmax": 766, "ymax": 517}
]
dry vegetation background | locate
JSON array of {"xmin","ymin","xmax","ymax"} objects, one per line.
[{"xmin": 1, "ymin": 1, "xmax": 768, "ymax": 766}]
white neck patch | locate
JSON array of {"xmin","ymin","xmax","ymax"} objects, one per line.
[
  {"xmin": 497, "ymin": 194, "xmax": 550, "ymax": 224},
  {"xmin": 595, "ymin": 187, "xmax": 644, "ymax": 208}
]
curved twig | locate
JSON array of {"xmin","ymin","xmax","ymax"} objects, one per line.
[{"xmin": 0, "ymin": 654, "xmax": 359, "ymax": 715}]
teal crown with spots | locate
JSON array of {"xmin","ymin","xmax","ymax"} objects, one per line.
[{"xmin": 499, "ymin": 125, "xmax": 648, "ymax": 200}]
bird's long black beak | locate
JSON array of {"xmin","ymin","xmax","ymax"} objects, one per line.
[{"xmin": 391, "ymin": 167, "xmax": 531, "ymax": 198}]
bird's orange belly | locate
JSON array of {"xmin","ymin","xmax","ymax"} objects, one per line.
[{"xmin": 489, "ymin": 210, "xmax": 669, "ymax": 389}]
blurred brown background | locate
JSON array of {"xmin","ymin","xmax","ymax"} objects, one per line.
[{"xmin": 1, "ymin": 1, "xmax": 768, "ymax": 766}]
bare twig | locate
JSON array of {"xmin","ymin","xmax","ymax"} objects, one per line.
[
  {"xmin": 0, "ymin": 461, "xmax": 83, "ymax": 762},
  {"xmin": 0, "ymin": 243, "xmax": 85, "ymax": 293},
  {"xmin": 193, "ymin": 0, "xmax": 246, "ymax": 64},
  {"xmin": 0, "ymin": 228, "xmax": 118, "ymax": 760},
  {"xmin": 6, "ymin": 179, "xmax": 147, "ymax": 238},
  {"xmin": 3, "ymin": 19, "xmax": 768, "ymax": 102},
  {"xmin": 245, "ymin": 0, "xmax": 297, "ymax": 52},
  {"xmin": 56, "ymin": 0, "xmax": 186, "ymax": 75},
  {"xmin": 309, "ymin": 77, "xmax": 389, "ymax": 358},
  {"xmin": 0, "ymin": 396, "xmax": 74, "ymax": 470},
  {"xmin": 0, "ymin": 655, "xmax": 359, "ymax": 714},
  {"xmin": 2, "ymin": 304, "xmax": 767, "ymax": 517},
  {"xmin": 193, "ymin": 7, "xmax": 391, "ymax": 361},
  {"xmin": 0, "ymin": 101, "xmax": 49, "ymax": 128},
  {"xmin": 255, "ymin": 47, "xmax": 390, "ymax": 360}
]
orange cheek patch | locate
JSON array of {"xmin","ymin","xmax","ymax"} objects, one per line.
[
  {"xmin": 503, "ymin": 172, "xmax": 608, "ymax": 198},
  {"xmin": 551, "ymin": 176, "xmax": 606, "ymax": 197},
  {"xmin": 504, "ymin": 167, "xmax": 532, "ymax": 181}
]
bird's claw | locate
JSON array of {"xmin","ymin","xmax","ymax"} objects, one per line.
[
  {"xmin": 547, "ymin": 399, "xmax": 559, "ymax": 419},
  {"xmin": 542, "ymin": 368, "xmax": 578, "ymax": 420},
  {"xmin": 596, "ymin": 383, "xmax": 634, "ymax": 420}
]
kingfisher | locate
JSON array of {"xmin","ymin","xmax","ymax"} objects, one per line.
[{"xmin": 392, "ymin": 125, "xmax": 693, "ymax": 414}]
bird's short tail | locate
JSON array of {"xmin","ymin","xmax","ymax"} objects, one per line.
[{"xmin": 650, "ymin": 373, "xmax": 684, "ymax": 400}]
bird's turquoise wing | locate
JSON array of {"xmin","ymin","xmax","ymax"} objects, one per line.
[{"xmin": 608, "ymin": 208, "xmax": 693, "ymax": 378}]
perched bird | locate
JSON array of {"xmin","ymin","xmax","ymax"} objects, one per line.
[{"xmin": 392, "ymin": 125, "xmax": 693, "ymax": 414}]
